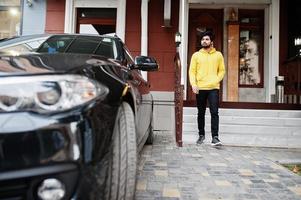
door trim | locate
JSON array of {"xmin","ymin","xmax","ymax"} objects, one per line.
[
  {"xmin": 186, "ymin": 8, "xmax": 224, "ymax": 103},
  {"xmin": 64, "ymin": 0, "xmax": 126, "ymax": 41}
]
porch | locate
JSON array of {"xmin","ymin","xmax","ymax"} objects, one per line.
[{"xmin": 182, "ymin": 107, "xmax": 301, "ymax": 148}]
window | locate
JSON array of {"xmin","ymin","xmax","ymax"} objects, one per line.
[
  {"xmin": 239, "ymin": 10, "xmax": 264, "ymax": 87},
  {"xmin": 95, "ymin": 37, "xmax": 118, "ymax": 59},
  {"xmin": 67, "ymin": 36, "xmax": 102, "ymax": 54},
  {"xmin": 123, "ymin": 48, "xmax": 134, "ymax": 66},
  {"xmin": 38, "ymin": 36, "xmax": 76, "ymax": 53},
  {"xmin": 0, "ymin": 2, "xmax": 21, "ymax": 39},
  {"xmin": 37, "ymin": 35, "xmax": 119, "ymax": 60},
  {"xmin": 26, "ymin": 40, "xmax": 46, "ymax": 50}
]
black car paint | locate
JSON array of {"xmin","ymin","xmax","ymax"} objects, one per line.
[{"xmin": 0, "ymin": 35, "xmax": 156, "ymax": 199}]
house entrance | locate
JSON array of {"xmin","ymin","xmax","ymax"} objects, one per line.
[
  {"xmin": 76, "ymin": 8, "xmax": 116, "ymax": 35},
  {"xmin": 186, "ymin": 9, "xmax": 223, "ymax": 106}
]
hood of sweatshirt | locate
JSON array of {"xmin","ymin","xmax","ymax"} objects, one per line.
[{"xmin": 199, "ymin": 47, "xmax": 216, "ymax": 54}]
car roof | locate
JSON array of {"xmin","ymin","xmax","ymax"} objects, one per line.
[
  {"xmin": 46, "ymin": 33, "xmax": 120, "ymax": 41},
  {"xmin": 0, "ymin": 33, "xmax": 121, "ymax": 48}
]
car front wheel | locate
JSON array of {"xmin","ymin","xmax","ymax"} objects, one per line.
[{"xmin": 105, "ymin": 102, "xmax": 137, "ymax": 200}]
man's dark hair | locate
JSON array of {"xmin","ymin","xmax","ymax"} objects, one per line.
[{"xmin": 200, "ymin": 30, "xmax": 215, "ymax": 41}]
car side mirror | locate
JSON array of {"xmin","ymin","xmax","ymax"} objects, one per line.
[{"xmin": 134, "ymin": 56, "xmax": 159, "ymax": 71}]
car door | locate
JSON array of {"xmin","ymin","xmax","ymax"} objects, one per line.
[{"xmin": 123, "ymin": 49, "xmax": 152, "ymax": 146}]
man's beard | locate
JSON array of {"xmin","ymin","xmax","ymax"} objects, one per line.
[{"xmin": 202, "ymin": 43, "xmax": 211, "ymax": 49}]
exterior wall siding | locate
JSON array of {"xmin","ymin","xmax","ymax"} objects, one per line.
[
  {"xmin": 45, "ymin": 0, "xmax": 65, "ymax": 33},
  {"xmin": 125, "ymin": 0, "xmax": 179, "ymax": 91},
  {"xmin": 125, "ymin": 0, "xmax": 141, "ymax": 57},
  {"xmin": 147, "ymin": 0, "xmax": 179, "ymax": 91}
]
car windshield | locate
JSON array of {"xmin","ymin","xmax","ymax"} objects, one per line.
[{"xmin": 37, "ymin": 35, "xmax": 119, "ymax": 60}]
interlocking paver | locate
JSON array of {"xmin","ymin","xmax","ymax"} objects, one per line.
[{"xmin": 136, "ymin": 131, "xmax": 301, "ymax": 200}]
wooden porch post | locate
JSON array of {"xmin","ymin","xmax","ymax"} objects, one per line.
[{"xmin": 174, "ymin": 48, "xmax": 183, "ymax": 147}]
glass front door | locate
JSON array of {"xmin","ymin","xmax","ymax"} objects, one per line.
[{"xmin": 224, "ymin": 9, "xmax": 265, "ymax": 103}]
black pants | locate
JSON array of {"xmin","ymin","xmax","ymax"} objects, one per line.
[{"xmin": 196, "ymin": 89, "xmax": 219, "ymax": 138}]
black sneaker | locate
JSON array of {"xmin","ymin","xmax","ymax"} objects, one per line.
[
  {"xmin": 211, "ymin": 136, "xmax": 222, "ymax": 146},
  {"xmin": 196, "ymin": 135, "xmax": 205, "ymax": 145}
]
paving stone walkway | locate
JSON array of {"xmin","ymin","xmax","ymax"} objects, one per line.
[{"xmin": 136, "ymin": 131, "xmax": 301, "ymax": 200}]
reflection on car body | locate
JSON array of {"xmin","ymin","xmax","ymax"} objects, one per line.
[
  {"xmin": 0, "ymin": 34, "xmax": 158, "ymax": 200},
  {"xmin": 0, "ymin": 34, "xmax": 50, "ymax": 55}
]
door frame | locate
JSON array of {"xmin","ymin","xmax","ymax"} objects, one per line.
[
  {"xmin": 64, "ymin": 0, "xmax": 126, "ymax": 41},
  {"xmin": 76, "ymin": 9, "xmax": 117, "ymax": 34},
  {"xmin": 180, "ymin": 2, "xmax": 301, "ymax": 109},
  {"xmin": 185, "ymin": 8, "xmax": 224, "ymax": 105}
]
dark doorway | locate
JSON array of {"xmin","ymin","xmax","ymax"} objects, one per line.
[
  {"xmin": 76, "ymin": 8, "xmax": 116, "ymax": 35},
  {"xmin": 279, "ymin": 0, "xmax": 301, "ymax": 105},
  {"xmin": 186, "ymin": 9, "xmax": 223, "ymax": 105}
]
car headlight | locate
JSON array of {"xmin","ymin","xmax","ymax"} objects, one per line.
[{"xmin": 0, "ymin": 75, "xmax": 108, "ymax": 113}]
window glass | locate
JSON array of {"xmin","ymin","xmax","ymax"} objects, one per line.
[
  {"xmin": 95, "ymin": 38, "xmax": 118, "ymax": 59},
  {"xmin": 124, "ymin": 49, "xmax": 134, "ymax": 65},
  {"xmin": 0, "ymin": 1, "xmax": 21, "ymax": 39},
  {"xmin": 38, "ymin": 35, "xmax": 119, "ymax": 59},
  {"xmin": 26, "ymin": 40, "xmax": 44, "ymax": 50},
  {"xmin": 239, "ymin": 30, "xmax": 261, "ymax": 85},
  {"xmin": 238, "ymin": 9, "xmax": 264, "ymax": 88},
  {"xmin": 240, "ymin": 17, "xmax": 260, "ymax": 24},
  {"xmin": 66, "ymin": 36, "xmax": 102, "ymax": 54},
  {"xmin": 37, "ymin": 36, "xmax": 76, "ymax": 53}
]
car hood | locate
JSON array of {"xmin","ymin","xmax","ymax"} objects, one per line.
[{"xmin": 0, "ymin": 53, "xmax": 117, "ymax": 76}]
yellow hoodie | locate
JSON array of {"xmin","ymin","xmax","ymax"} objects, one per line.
[{"xmin": 189, "ymin": 48, "xmax": 225, "ymax": 90}]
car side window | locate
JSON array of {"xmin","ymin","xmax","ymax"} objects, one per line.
[
  {"xmin": 37, "ymin": 36, "xmax": 76, "ymax": 53},
  {"xmin": 26, "ymin": 40, "xmax": 47, "ymax": 51},
  {"xmin": 95, "ymin": 38, "xmax": 118, "ymax": 60},
  {"xmin": 66, "ymin": 36, "xmax": 102, "ymax": 54},
  {"xmin": 124, "ymin": 48, "xmax": 134, "ymax": 66}
]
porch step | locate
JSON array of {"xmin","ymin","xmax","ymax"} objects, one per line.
[
  {"xmin": 183, "ymin": 107, "xmax": 301, "ymax": 148},
  {"xmin": 183, "ymin": 123, "xmax": 301, "ymax": 135},
  {"xmin": 184, "ymin": 115, "xmax": 301, "ymax": 127},
  {"xmin": 183, "ymin": 107, "xmax": 301, "ymax": 118}
]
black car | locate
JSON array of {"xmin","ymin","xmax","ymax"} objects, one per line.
[{"xmin": 0, "ymin": 34, "xmax": 158, "ymax": 200}]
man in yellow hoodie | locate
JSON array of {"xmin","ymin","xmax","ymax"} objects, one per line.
[{"xmin": 189, "ymin": 30, "xmax": 225, "ymax": 146}]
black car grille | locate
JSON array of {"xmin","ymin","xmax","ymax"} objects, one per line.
[{"xmin": 0, "ymin": 179, "xmax": 28, "ymax": 200}]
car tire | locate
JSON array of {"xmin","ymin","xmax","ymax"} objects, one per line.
[
  {"xmin": 105, "ymin": 102, "xmax": 137, "ymax": 200},
  {"xmin": 146, "ymin": 117, "xmax": 154, "ymax": 145},
  {"xmin": 146, "ymin": 102, "xmax": 154, "ymax": 145}
]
